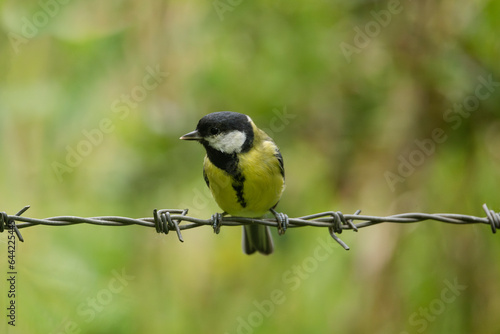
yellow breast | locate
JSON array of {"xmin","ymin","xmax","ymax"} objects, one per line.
[{"xmin": 203, "ymin": 134, "xmax": 284, "ymax": 218}]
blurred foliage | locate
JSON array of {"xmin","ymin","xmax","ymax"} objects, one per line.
[{"xmin": 1, "ymin": 0, "xmax": 500, "ymax": 333}]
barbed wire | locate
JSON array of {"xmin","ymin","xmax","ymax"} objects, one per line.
[{"xmin": 1, "ymin": 204, "xmax": 498, "ymax": 250}]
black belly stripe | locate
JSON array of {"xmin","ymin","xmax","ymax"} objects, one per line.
[
  {"xmin": 203, "ymin": 145, "xmax": 247, "ymax": 208},
  {"xmin": 232, "ymin": 173, "xmax": 246, "ymax": 208}
]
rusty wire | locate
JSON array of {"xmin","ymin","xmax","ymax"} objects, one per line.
[{"xmin": 0, "ymin": 204, "xmax": 498, "ymax": 250}]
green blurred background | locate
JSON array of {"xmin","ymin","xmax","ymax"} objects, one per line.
[{"xmin": 1, "ymin": 0, "xmax": 499, "ymax": 333}]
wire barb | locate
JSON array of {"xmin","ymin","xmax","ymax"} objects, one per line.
[
  {"xmin": 0, "ymin": 205, "xmax": 30, "ymax": 242},
  {"xmin": 483, "ymin": 203, "xmax": 500, "ymax": 234},
  {"xmin": 1, "ymin": 204, "xmax": 498, "ymax": 251},
  {"xmin": 297, "ymin": 210, "xmax": 361, "ymax": 250},
  {"xmin": 153, "ymin": 209, "xmax": 188, "ymax": 242}
]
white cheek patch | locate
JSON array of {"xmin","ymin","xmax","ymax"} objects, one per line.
[{"xmin": 207, "ymin": 130, "xmax": 247, "ymax": 153}]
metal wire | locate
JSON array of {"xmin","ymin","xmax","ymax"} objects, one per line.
[{"xmin": 1, "ymin": 204, "xmax": 498, "ymax": 250}]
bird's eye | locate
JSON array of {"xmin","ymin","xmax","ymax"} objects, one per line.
[{"xmin": 210, "ymin": 127, "xmax": 220, "ymax": 135}]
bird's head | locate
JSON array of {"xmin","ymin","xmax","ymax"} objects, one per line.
[{"xmin": 180, "ymin": 111, "xmax": 255, "ymax": 154}]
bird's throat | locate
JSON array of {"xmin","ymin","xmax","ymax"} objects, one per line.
[{"xmin": 204, "ymin": 145, "xmax": 239, "ymax": 176}]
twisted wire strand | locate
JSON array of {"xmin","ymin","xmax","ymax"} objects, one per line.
[{"xmin": 1, "ymin": 204, "xmax": 498, "ymax": 250}]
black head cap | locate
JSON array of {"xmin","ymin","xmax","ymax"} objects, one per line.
[{"xmin": 196, "ymin": 112, "xmax": 251, "ymax": 136}]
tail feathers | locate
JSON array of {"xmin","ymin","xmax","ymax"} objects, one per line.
[{"xmin": 242, "ymin": 225, "xmax": 274, "ymax": 255}]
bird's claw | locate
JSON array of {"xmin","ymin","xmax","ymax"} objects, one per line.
[
  {"xmin": 211, "ymin": 212, "xmax": 223, "ymax": 234},
  {"xmin": 271, "ymin": 209, "xmax": 289, "ymax": 235}
]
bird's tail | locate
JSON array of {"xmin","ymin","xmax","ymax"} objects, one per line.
[{"xmin": 242, "ymin": 224, "xmax": 274, "ymax": 255}]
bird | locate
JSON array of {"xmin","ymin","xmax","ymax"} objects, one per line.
[{"xmin": 180, "ymin": 111, "xmax": 286, "ymax": 255}]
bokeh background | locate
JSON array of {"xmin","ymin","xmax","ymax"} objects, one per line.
[{"xmin": 1, "ymin": 0, "xmax": 499, "ymax": 333}]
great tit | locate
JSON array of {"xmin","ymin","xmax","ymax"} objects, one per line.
[{"xmin": 180, "ymin": 111, "xmax": 285, "ymax": 255}]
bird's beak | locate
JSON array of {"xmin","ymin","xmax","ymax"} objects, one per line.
[{"xmin": 180, "ymin": 130, "xmax": 202, "ymax": 141}]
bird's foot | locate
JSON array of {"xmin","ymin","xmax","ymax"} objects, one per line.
[
  {"xmin": 211, "ymin": 212, "xmax": 225, "ymax": 234},
  {"xmin": 270, "ymin": 208, "xmax": 289, "ymax": 235}
]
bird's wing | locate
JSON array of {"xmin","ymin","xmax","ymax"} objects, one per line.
[{"xmin": 275, "ymin": 148, "xmax": 285, "ymax": 179}]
